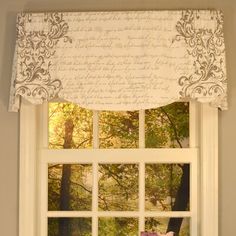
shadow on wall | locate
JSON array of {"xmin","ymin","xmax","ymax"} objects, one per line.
[{"xmin": 0, "ymin": 11, "xmax": 17, "ymax": 110}]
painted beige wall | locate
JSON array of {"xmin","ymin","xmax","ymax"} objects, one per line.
[{"xmin": 0, "ymin": 0, "xmax": 235, "ymax": 235}]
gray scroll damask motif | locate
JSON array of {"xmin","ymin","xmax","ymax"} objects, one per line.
[
  {"xmin": 14, "ymin": 12, "xmax": 71, "ymax": 102},
  {"xmin": 174, "ymin": 10, "xmax": 227, "ymax": 107}
]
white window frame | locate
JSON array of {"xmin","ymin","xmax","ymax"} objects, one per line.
[{"xmin": 18, "ymin": 99, "xmax": 218, "ymax": 236}]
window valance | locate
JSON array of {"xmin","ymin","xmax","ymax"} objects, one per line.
[{"xmin": 9, "ymin": 10, "xmax": 227, "ymax": 111}]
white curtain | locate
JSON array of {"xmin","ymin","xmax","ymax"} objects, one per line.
[{"xmin": 9, "ymin": 10, "xmax": 227, "ymax": 111}]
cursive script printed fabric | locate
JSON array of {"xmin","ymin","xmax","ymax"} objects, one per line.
[{"xmin": 9, "ymin": 10, "xmax": 227, "ymax": 112}]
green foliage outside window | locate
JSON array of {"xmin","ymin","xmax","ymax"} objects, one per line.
[
  {"xmin": 98, "ymin": 218, "xmax": 138, "ymax": 236},
  {"xmin": 49, "ymin": 103, "xmax": 93, "ymax": 149},
  {"xmin": 99, "ymin": 111, "xmax": 139, "ymax": 148},
  {"xmin": 98, "ymin": 164, "xmax": 139, "ymax": 211},
  {"xmin": 145, "ymin": 217, "xmax": 190, "ymax": 236},
  {"xmin": 48, "ymin": 218, "xmax": 92, "ymax": 236},
  {"xmin": 48, "ymin": 164, "xmax": 92, "ymax": 211},
  {"xmin": 145, "ymin": 102, "xmax": 189, "ymax": 148},
  {"xmin": 145, "ymin": 164, "xmax": 189, "ymax": 212},
  {"xmin": 47, "ymin": 102, "xmax": 190, "ymax": 236}
]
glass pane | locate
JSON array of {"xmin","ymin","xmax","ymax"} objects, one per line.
[
  {"xmin": 145, "ymin": 164, "xmax": 190, "ymax": 211},
  {"xmin": 49, "ymin": 103, "xmax": 93, "ymax": 149},
  {"xmin": 145, "ymin": 217, "xmax": 190, "ymax": 236},
  {"xmin": 48, "ymin": 217, "xmax": 92, "ymax": 236},
  {"xmin": 98, "ymin": 164, "xmax": 139, "ymax": 211},
  {"xmin": 48, "ymin": 164, "xmax": 92, "ymax": 211},
  {"xmin": 98, "ymin": 217, "xmax": 138, "ymax": 236},
  {"xmin": 99, "ymin": 111, "xmax": 139, "ymax": 148},
  {"xmin": 145, "ymin": 102, "xmax": 189, "ymax": 148}
]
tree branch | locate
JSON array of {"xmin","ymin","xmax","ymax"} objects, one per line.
[{"xmin": 160, "ymin": 107, "xmax": 183, "ymax": 148}]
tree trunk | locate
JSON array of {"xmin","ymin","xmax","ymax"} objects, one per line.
[
  {"xmin": 166, "ymin": 164, "xmax": 190, "ymax": 236},
  {"xmin": 58, "ymin": 119, "xmax": 74, "ymax": 236}
]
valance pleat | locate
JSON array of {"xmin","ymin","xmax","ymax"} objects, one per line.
[{"xmin": 9, "ymin": 10, "xmax": 227, "ymax": 111}]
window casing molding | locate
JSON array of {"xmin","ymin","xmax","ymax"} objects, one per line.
[{"xmin": 19, "ymin": 99, "xmax": 218, "ymax": 236}]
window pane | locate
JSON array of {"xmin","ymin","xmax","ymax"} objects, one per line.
[
  {"xmin": 98, "ymin": 217, "xmax": 138, "ymax": 236},
  {"xmin": 99, "ymin": 111, "xmax": 139, "ymax": 148},
  {"xmin": 48, "ymin": 217, "xmax": 92, "ymax": 236},
  {"xmin": 145, "ymin": 217, "xmax": 190, "ymax": 236},
  {"xmin": 145, "ymin": 164, "xmax": 190, "ymax": 211},
  {"xmin": 98, "ymin": 164, "xmax": 139, "ymax": 211},
  {"xmin": 48, "ymin": 103, "xmax": 93, "ymax": 149},
  {"xmin": 145, "ymin": 102, "xmax": 189, "ymax": 148},
  {"xmin": 48, "ymin": 164, "xmax": 92, "ymax": 211}
]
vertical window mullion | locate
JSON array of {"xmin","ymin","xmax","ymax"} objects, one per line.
[
  {"xmin": 139, "ymin": 110, "xmax": 145, "ymax": 232},
  {"xmin": 92, "ymin": 110, "xmax": 99, "ymax": 235},
  {"xmin": 139, "ymin": 161, "xmax": 145, "ymax": 233},
  {"xmin": 92, "ymin": 162, "xmax": 98, "ymax": 236}
]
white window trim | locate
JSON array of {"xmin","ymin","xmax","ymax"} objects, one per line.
[{"xmin": 19, "ymin": 99, "xmax": 218, "ymax": 236}]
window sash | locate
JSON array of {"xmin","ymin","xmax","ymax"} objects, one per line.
[
  {"xmin": 42, "ymin": 102, "xmax": 196, "ymax": 235},
  {"xmin": 41, "ymin": 148, "xmax": 198, "ymax": 235}
]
